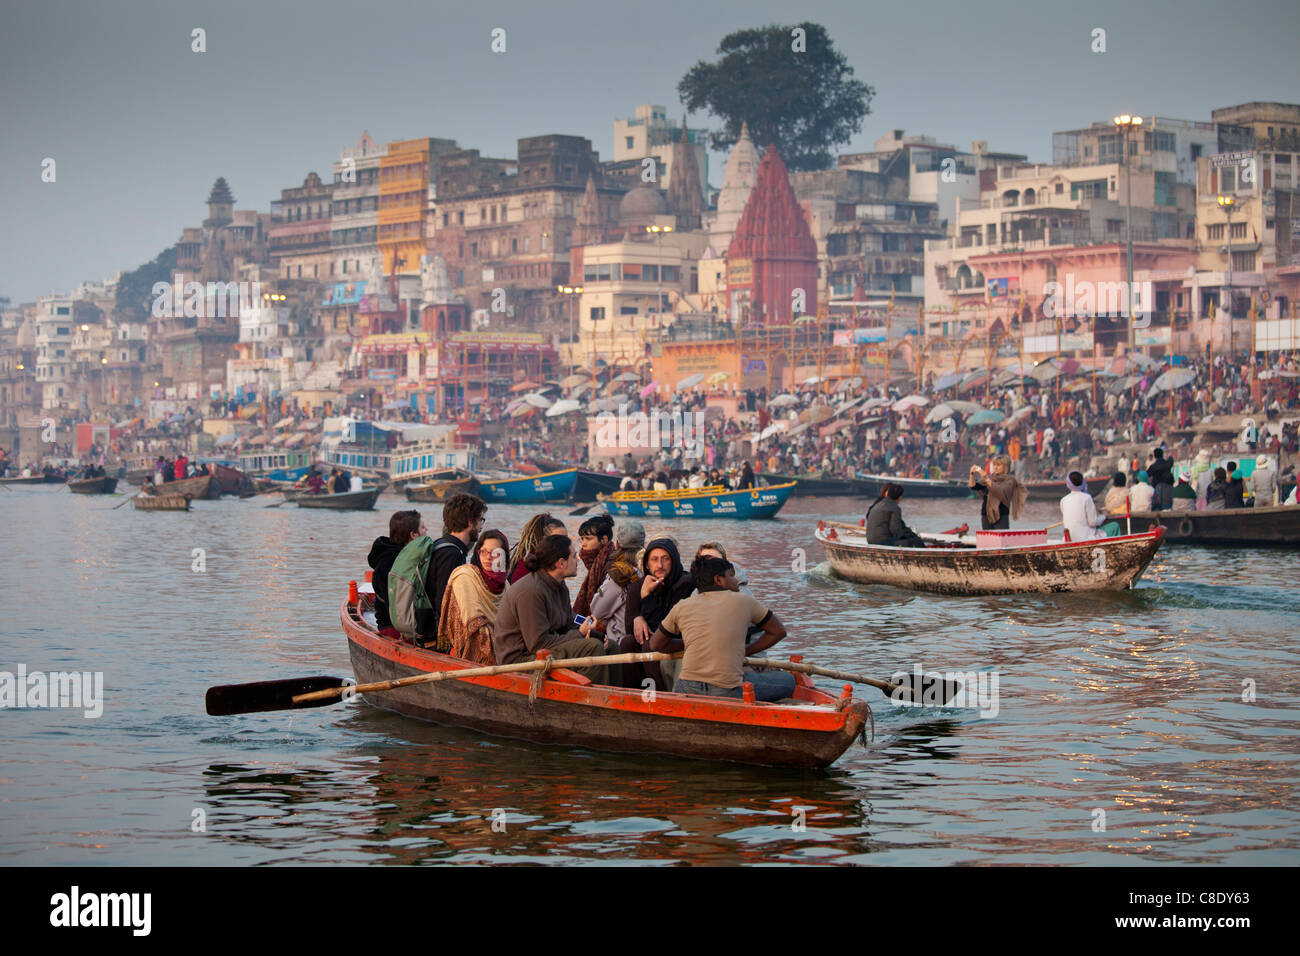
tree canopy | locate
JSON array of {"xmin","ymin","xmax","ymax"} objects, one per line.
[
  {"xmin": 677, "ymin": 22, "xmax": 873, "ymax": 172},
  {"xmin": 114, "ymin": 246, "xmax": 177, "ymax": 321}
]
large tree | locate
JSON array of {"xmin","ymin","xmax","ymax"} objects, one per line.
[
  {"xmin": 114, "ymin": 246, "xmax": 177, "ymax": 321},
  {"xmin": 677, "ymin": 22, "xmax": 873, "ymax": 172}
]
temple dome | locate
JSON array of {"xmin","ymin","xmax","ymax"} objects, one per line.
[{"xmin": 619, "ymin": 186, "xmax": 669, "ymax": 225}]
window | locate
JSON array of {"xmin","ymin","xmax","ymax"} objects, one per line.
[
  {"xmin": 523, "ymin": 237, "xmax": 530, "ymax": 252},
  {"xmin": 589, "ymin": 306, "xmax": 606, "ymax": 320},
  {"xmin": 619, "ymin": 305, "xmax": 639, "ymax": 315},
  {"xmin": 1055, "ymin": 182, "xmax": 1064, "ymax": 194},
  {"xmin": 1070, "ymin": 179, "xmax": 1108, "ymax": 200},
  {"xmin": 470, "ymin": 242, "xmax": 478, "ymax": 257},
  {"xmin": 1154, "ymin": 171, "xmax": 1176, "ymax": 206},
  {"xmin": 625, "ymin": 137, "xmax": 634, "ymax": 149},
  {"xmin": 1207, "ymin": 223, "xmax": 1224, "ymax": 240},
  {"xmin": 1230, "ymin": 222, "xmax": 1247, "ymax": 239},
  {"xmin": 1098, "ymin": 136, "xmax": 1122, "ymax": 162},
  {"xmin": 1153, "ymin": 131, "xmax": 1175, "ymax": 152},
  {"xmin": 1220, "ymin": 167, "xmax": 1237, "ymax": 192},
  {"xmin": 443, "ymin": 213, "xmax": 449, "ymax": 227},
  {"xmin": 1106, "ymin": 219, "xmax": 1123, "ymax": 235},
  {"xmin": 1083, "ymin": 145, "xmax": 1092, "ymax": 158},
  {"xmin": 1232, "ymin": 250, "xmax": 1255, "ymax": 271},
  {"xmin": 490, "ymin": 206, "xmax": 496, "ymax": 223},
  {"xmin": 511, "ymin": 238, "xmax": 518, "ymax": 253}
]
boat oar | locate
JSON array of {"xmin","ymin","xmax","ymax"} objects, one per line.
[
  {"xmin": 569, "ymin": 502, "xmax": 598, "ymax": 516},
  {"xmin": 112, "ymin": 491, "xmax": 142, "ymax": 510},
  {"xmin": 743, "ymin": 658, "xmax": 965, "ymax": 706},
  {"xmin": 206, "ymin": 650, "xmax": 683, "ymax": 716}
]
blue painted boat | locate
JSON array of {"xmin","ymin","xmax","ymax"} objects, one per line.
[
  {"xmin": 477, "ymin": 468, "xmax": 578, "ymax": 504},
  {"xmin": 600, "ymin": 482, "xmax": 796, "ymax": 519}
]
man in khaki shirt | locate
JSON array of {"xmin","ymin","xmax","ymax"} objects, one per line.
[{"xmin": 650, "ymin": 556, "xmax": 795, "ymax": 701}]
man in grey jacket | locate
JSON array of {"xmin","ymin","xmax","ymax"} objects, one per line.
[{"xmin": 1251, "ymin": 454, "xmax": 1278, "ymax": 507}]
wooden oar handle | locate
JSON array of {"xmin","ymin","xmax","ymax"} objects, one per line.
[
  {"xmin": 744, "ymin": 657, "xmax": 897, "ymax": 694},
  {"xmin": 293, "ymin": 650, "xmax": 683, "ymax": 703}
]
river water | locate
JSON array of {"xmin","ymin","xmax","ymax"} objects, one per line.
[{"xmin": 1, "ymin": 485, "xmax": 1297, "ymax": 865}]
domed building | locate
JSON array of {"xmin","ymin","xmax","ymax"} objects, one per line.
[{"xmin": 618, "ymin": 186, "xmax": 670, "ymax": 235}]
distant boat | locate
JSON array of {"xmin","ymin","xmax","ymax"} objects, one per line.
[
  {"xmin": 1126, "ymin": 503, "xmax": 1300, "ymax": 547},
  {"xmin": 477, "ymin": 468, "xmax": 578, "ymax": 504},
  {"xmin": 854, "ymin": 473, "xmax": 971, "ymax": 498},
  {"xmin": 816, "ymin": 520, "xmax": 1165, "ymax": 595},
  {"xmin": 405, "ymin": 470, "xmax": 481, "ymax": 502},
  {"xmin": 1023, "ymin": 476, "xmax": 1108, "ymax": 500},
  {"xmin": 294, "ymin": 487, "xmax": 382, "ymax": 511},
  {"xmin": 67, "ymin": 475, "xmax": 118, "ymax": 495},
  {"xmin": 0, "ymin": 473, "xmax": 66, "ymax": 486},
  {"xmin": 761, "ymin": 472, "xmax": 870, "ymax": 497},
  {"xmin": 572, "ymin": 469, "xmax": 624, "ymax": 501},
  {"xmin": 133, "ymin": 494, "xmax": 191, "ymax": 512},
  {"xmin": 600, "ymin": 482, "xmax": 796, "ymax": 519},
  {"xmin": 157, "ymin": 474, "xmax": 220, "ymax": 500}
]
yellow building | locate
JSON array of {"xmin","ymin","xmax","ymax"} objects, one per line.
[{"xmin": 378, "ymin": 138, "xmax": 458, "ymax": 277}]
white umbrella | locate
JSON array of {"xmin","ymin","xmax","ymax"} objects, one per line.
[
  {"xmin": 769, "ymin": 394, "xmax": 799, "ymax": 408},
  {"xmin": 613, "ymin": 372, "xmax": 639, "ymax": 383},
  {"xmin": 759, "ymin": 422, "xmax": 787, "ymax": 440},
  {"xmin": 545, "ymin": 398, "xmax": 582, "ymax": 417},
  {"xmin": 523, "ymin": 393, "xmax": 553, "ymax": 408},
  {"xmin": 1029, "ymin": 363, "xmax": 1059, "ymax": 383},
  {"xmin": 676, "ymin": 372, "xmax": 706, "ymax": 391},
  {"xmin": 1008, "ymin": 405, "xmax": 1035, "ymax": 423},
  {"xmin": 924, "ymin": 402, "xmax": 956, "ymax": 424},
  {"xmin": 947, "ymin": 400, "xmax": 985, "ymax": 415},
  {"xmin": 891, "ymin": 394, "xmax": 929, "ymax": 412},
  {"xmin": 834, "ymin": 396, "xmax": 863, "ymax": 417},
  {"xmin": 801, "ymin": 374, "xmax": 823, "ymax": 386},
  {"xmin": 1148, "ymin": 368, "xmax": 1195, "ymax": 395},
  {"xmin": 560, "ymin": 373, "xmax": 590, "ymax": 389},
  {"xmin": 587, "ymin": 397, "xmax": 617, "ymax": 414},
  {"xmin": 569, "ymin": 382, "xmax": 591, "ymax": 399},
  {"xmin": 863, "ymin": 397, "xmax": 892, "ymax": 410}
]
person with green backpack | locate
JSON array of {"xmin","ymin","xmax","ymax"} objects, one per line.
[{"xmin": 388, "ymin": 493, "xmax": 487, "ymax": 648}]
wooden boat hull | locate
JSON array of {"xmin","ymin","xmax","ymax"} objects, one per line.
[
  {"xmin": 132, "ymin": 494, "xmax": 191, "ymax": 511},
  {"xmin": 854, "ymin": 473, "xmax": 971, "ymax": 498},
  {"xmin": 1024, "ymin": 477, "xmax": 1107, "ymax": 500},
  {"xmin": 816, "ymin": 523, "xmax": 1165, "ymax": 595},
  {"xmin": 601, "ymin": 482, "xmax": 796, "ymax": 519},
  {"xmin": 404, "ymin": 475, "xmax": 480, "ymax": 502},
  {"xmin": 1126, "ymin": 504, "xmax": 1300, "ymax": 546},
  {"xmin": 158, "ymin": 474, "xmax": 220, "ymax": 500},
  {"xmin": 67, "ymin": 476, "xmax": 119, "ymax": 494},
  {"xmin": 341, "ymin": 600, "xmax": 869, "ymax": 769},
  {"xmin": 478, "ymin": 467, "xmax": 578, "ymax": 503},
  {"xmin": 295, "ymin": 487, "xmax": 381, "ymax": 510},
  {"xmin": 211, "ymin": 463, "xmax": 255, "ymax": 497},
  {"xmin": 0, "ymin": 474, "xmax": 66, "ymax": 485},
  {"xmin": 572, "ymin": 469, "xmax": 624, "ymax": 501},
  {"xmin": 761, "ymin": 473, "xmax": 870, "ymax": 497}
]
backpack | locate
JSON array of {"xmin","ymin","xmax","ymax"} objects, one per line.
[{"xmin": 388, "ymin": 537, "xmax": 462, "ymax": 640}]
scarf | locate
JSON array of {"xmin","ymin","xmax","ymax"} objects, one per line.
[
  {"xmin": 446, "ymin": 563, "xmax": 504, "ymax": 629},
  {"xmin": 480, "ymin": 565, "xmax": 508, "ymax": 594},
  {"xmin": 983, "ymin": 472, "xmax": 1027, "ymax": 525},
  {"xmin": 1065, "ymin": 473, "xmax": 1085, "ymax": 493},
  {"xmin": 574, "ymin": 539, "xmax": 615, "ymax": 617},
  {"xmin": 606, "ymin": 548, "xmax": 641, "ymax": 589}
]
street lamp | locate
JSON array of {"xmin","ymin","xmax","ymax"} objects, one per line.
[
  {"xmin": 646, "ymin": 224, "xmax": 673, "ymax": 327},
  {"xmin": 1218, "ymin": 194, "xmax": 1236, "ymax": 359},
  {"xmin": 1113, "ymin": 115, "xmax": 1142, "ymax": 368},
  {"xmin": 557, "ymin": 284, "xmax": 583, "ymax": 376}
]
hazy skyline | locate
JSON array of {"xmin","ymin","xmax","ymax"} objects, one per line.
[{"xmin": 3, "ymin": 0, "xmax": 1299, "ymax": 304}]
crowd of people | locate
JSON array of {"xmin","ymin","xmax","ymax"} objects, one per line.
[{"xmin": 364, "ymin": 493, "xmax": 795, "ymax": 702}]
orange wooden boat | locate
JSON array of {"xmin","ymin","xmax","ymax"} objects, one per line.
[{"xmin": 341, "ymin": 593, "xmax": 872, "ymax": 769}]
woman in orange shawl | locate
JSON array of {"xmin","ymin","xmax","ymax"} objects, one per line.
[{"xmin": 437, "ymin": 529, "xmax": 509, "ymax": 664}]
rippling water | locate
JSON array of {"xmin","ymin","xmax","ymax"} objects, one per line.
[{"xmin": 1, "ymin": 486, "xmax": 1297, "ymax": 865}]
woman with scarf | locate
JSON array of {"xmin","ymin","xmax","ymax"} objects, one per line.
[
  {"xmin": 507, "ymin": 512, "xmax": 566, "ymax": 584},
  {"xmin": 968, "ymin": 453, "xmax": 1027, "ymax": 530},
  {"xmin": 437, "ymin": 529, "xmax": 510, "ymax": 664},
  {"xmin": 1204, "ymin": 467, "xmax": 1229, "ymax": 510},
  {"xmin": 573, "ymin": 514, "xmax": 615, "ymax": 619},
  {"xmin": 628, "ymin": 537, "xmax": 694, "ymax": 691}
]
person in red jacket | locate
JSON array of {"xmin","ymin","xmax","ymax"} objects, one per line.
[{"xmin": 174, "ymin": 454, "xmax": 188, "ymax": 481}]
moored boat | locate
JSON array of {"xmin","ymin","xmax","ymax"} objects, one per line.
[
  {"xmin": 341, "ymin": 596, "xmax": 871, "ymax": 769},
  {"xmin": 67, "ymin": 475, "xmax": 119, "ymax": 494},
  {"xmin": 1126, "ymin": 503, "xmax": 1300, "ymax": 547},
  {"xmin": 854, "ymin": 473, "xmax": 971, "ymax": 499},
  {"xmin": 761, "ymin": 472, "xmax": 870, "ymax": 497},
  {"xmin": 815, "ymin": 520, "xmax": 1165, "ymax": 595},
  {"xmin": 132, "ymin": 494, "xmax": 191, "ymax": 511},
  {"xmin": 0, "ymin": 473, "xmax": 66, "ymax": 486},
  {"xmin": 600, "ymin": 482, "xmax": 796, "ymax": 519},
  {"xmin": 295, "ymin": 487, "xmax": 382, "ymax": 511},
  {"xmin": 1023, "ymin": 476, "xmax": 1108, "ymax": 500},
  {"xmin": 572, "ymin": 469, "xmax": 624, "ymax": 501},
  {"xmin": 403, "ymin": 470, "xmax": 481, "ymax": 502},
  {"xmin": 154, "ymin": 474, "xmax": 220, "ymax": 500},
  {"xmin": 477, "ymin": 467, "xmax": 578, "ymax": 503}
]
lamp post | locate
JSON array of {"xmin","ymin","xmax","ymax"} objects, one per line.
[
  {"xmin": 646, "ymin": 224, "xmax": 673, "ymax": 328},
  {"xmin": 557, "ymin": 284, "xmax": 583, "ymax": 376},
  {"xmin": 1217, "ymin": 194, "xmax": 1235, "ymax": 361},
  {"xmin": 1113, "ymin": 115, "xmax": 1142, "ymax": 372}
]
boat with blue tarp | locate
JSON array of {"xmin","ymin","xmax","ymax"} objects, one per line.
[{"xmin": 599, "ymin": 482, "xmax": 796, "ymax": 519}]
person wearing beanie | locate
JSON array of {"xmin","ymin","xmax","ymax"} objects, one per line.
[
  {"xmin": 1171, "ymin": 467, "xmax": 1197, "ymax": 512},
  {"xmin": 1129, "ymin": 470, "xmax": 1155, "ymax": 512},
  {"xmin": 1251, "ymin": 454, "xmax": 1278, "ymax": 507}
]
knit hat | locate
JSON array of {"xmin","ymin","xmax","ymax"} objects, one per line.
[
  {"xmin": 616, "ymin": 520, "xmax": 646, "ymax": 551},
  {"xmin": 1176, "ymin": 467, "xmax": 1191, "ymax": 482},
  {"xmin": 1136, "ymin": 470, "xmax": 1149, "ymax": 483}
]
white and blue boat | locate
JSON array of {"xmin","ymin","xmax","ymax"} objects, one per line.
[
  {"xmin": 599, "ymin": 482, "xmax": 796, "ymax": 519},
  {"xmin": 477, "ymin": 467, "xmax": 579, "ymax": 503}
]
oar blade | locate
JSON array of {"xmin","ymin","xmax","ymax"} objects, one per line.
[
  {"xmin": 889, "ymin": 674, "xmax": 965, "ymax": 707},
  {"xmin": 206, "ymin": 675, "xmax": 348, "ymax": 716}
]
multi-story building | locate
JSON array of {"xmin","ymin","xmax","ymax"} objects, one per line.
[
  {"xmin": 613, "ymin": 104, "xmax": 708, "ymax": 199},
  {"xmin": 331, "ymin": 133, "xmax": 382, "ymax": 279},
  {"xmin": 270, "ymin": 172, "xmax": 335, "ymax": 281},
  {"xmin": 1210, "ymin": 102, "xmax": 1300, "ymax": 154},
  {"xmin": 0, "ymin": 310, "xmax": 38, "ymax": 436},
  {"xmin": 34, "ymin": 296, "xmax": 74, "ymax": 411},
  {"xmin": 379, "ymin": 136, "xmax": 459, "ymax": 277}
]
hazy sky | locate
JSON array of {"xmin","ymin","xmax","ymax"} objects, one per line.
[{"xmin": 3, "ymin": 0, "xmax": 1298, "ymax": 304}]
